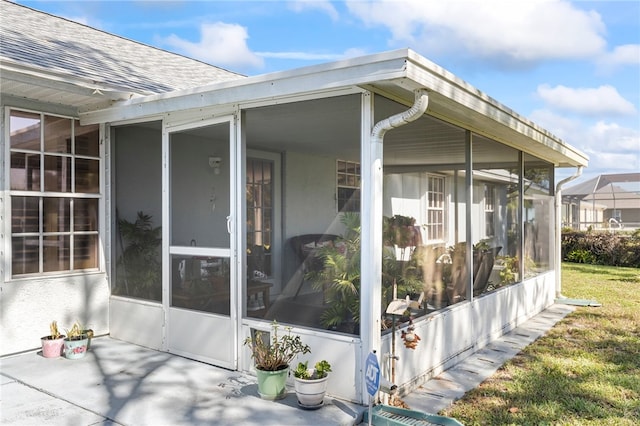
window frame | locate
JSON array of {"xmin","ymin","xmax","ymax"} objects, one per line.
[
  {"xmin": 7, "ymin": 107, "xmax": 102, "ymax": 278},
  {"xmin": 484, "ymin": 183, "xmax": 496, "ymax": 238},
  {"xmin": 423, "ymin": 173, "xmax": 446, "ymax": 243},
  {"xmin": 336, "ymin": 159, "xmax": 361, "ymax": 212}
]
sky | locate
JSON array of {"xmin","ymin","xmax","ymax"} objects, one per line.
[{"xmin": 16, "ymin": 0, "xmax": 640, "ymax": 183}]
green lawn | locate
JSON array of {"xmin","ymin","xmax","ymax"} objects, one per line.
[{"xmin": 440, "ymin": 263, "xmax": 640, "ymax": 425}]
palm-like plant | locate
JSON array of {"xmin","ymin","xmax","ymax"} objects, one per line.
[
  {"xmin": 308, "ymin": 213, "xmax": 428, "ymax": 332},
  {"xmin": 309, "ymin": 213, "xmax": 361, "ymax": 332}
]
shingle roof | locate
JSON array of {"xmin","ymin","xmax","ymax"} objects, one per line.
[
  {"xmin": 0, "ymin": 1, "xmax": 245, "ymax": 95},
  {"xmin": 564, "ymin": 173, "xmax": 640, "ymax": 197}
]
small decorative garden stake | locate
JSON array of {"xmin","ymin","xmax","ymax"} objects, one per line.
[{"xmin": 401, "ymin": 319, "xmax": 420, "ymax": 350}]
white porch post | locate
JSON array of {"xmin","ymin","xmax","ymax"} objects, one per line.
[
  {"xmin": 360, "ymin": 89, "xmax": 429, "ymax": 403},
  {"xmin": 359, "ymin": 91, "xmax": 380, "ymax": 403}
]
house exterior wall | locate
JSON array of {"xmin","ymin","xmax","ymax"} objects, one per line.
[
  {"xmin": 1, "ymin": 101, "xmax": 110, "ymax": 356},
  {"xmin": 1, "ymin": 273, "xmax": 110, "ymax": 355},
  {"xmin": 604, "ymin": 208, "xmax": 640, "ymax": 227}
]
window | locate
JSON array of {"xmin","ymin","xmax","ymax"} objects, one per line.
[
  {"xmin": 337, "ymin": 160, "xmax": 360, "ymax": 212},
  {"xmin": 425, "ymin": 175, "xmax": 445, "ymax": 241},
  {"xmin": 484, "ymin": 184, "xmax": 495, "ymax": 237},
  {"xmin": 9, "ymin": 109, "xmax": 100, "ymax": 276},
  {"xmin": 246, "ymin": 158, "xmax": 274, "ymax": 278}
]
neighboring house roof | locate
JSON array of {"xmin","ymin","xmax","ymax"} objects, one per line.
[
  {"xmin": 563, "ymin": 173, "xmax": 640, "ymax": 197},
  {"xmin": 0, "ymin": 0, "xmax": 244, "ymax": 109},
  {"xmin": 563, "ymin": 173, "xmax": 640, "ymax": 210}
]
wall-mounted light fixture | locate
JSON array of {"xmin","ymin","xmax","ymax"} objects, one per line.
[{"xmin": 209, "ymin": 156, "xmax": 222, "ymax": 175}]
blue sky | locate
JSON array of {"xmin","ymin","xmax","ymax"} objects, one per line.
[{"xmin": 18, "ymin": 0, "xmax": 640, "ymax": 182}]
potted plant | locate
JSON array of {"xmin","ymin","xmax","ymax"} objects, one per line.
[
  {"xmin": 63, "ymin": 321, "xmax": 89, "ymax": 360},
  {"xmin": 243, "ymin": 321, "xmax": 310, "ymax": 400},
  {"xmin": 293, "ymin": 360, "xmax": 332, "ymax": 408},
  {"xmin": 41, "ymin": 321, "xmax": 65, "ymax": 358}
]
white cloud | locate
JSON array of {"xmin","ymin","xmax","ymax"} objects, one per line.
[
  {"xmin": 597, "ymin": 44, "xmax": 640, "ymax": 72},
  {"xmin": 346, "ymin": 0, "xmax": 606, "ymax": 66},
  {"xmin": 530, "ymin": 109, "xmax": 640, "ymax": 173},
  {"xmin": 537, "ymin": 84, "xmax": 637, "ymax": 116},
  {"xmin": 590, "ymin": 121, "xmax": 640, "ymax": 152},
  {"xmin": 288, "ymin": 0, "xmax": 339, "ymax": 21},
  {"xmin": 582, "ymin": 149, "xmax": 639, "ymax": 172},
  {"xmin": 161, "ymin": 22, "xmax": 264, "ymax": 69}
]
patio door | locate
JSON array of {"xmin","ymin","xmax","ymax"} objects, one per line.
[{"xmin": 166, "ymin": 117, "xmax": 237, "ymax": 369}]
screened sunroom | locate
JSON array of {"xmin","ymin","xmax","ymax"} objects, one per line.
[
  {"xmin": 77, "ymin": 50, "xmax": 588, "ymax": 404},
  {"xmin": 3, "ymin": 5, "xmax": 590, "ymax": 404}
]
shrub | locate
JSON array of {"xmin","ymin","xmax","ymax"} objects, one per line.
[
  {"xmin": 561, "ymin": 231, "xmax": 640, "ymax": 268},
  {"xmin": 566, "ymin": 249, "xmax": 596, "ymax": 264}
]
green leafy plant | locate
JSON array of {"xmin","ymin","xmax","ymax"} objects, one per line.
[
  {"xmin": 309, "ymin": 212, "xmax": 425, "ymax": 332},
  {"xmin": 309, "ymin": 212, "xmax": 362, "ymax": 332},
  {"xmin": 244, "ymin": 321, "xmax": 310, "ymax": 371},
  {"xmin": 498, "ymin": 255, "xmax": 519, "ymax": 285},
  {"xmin": 294, "ymin": 360, "xmax": 332, "ymax": 380},
  {"xmin": 566, "ymin": 248, "xmax": 596, "ymax": 264}
]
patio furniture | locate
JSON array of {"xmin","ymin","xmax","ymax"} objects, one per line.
[
  {"xmin": 445, "ymin": 244, "xmax": 501, "ymax": 304},
  {"xmin": 473, "ymin": 246, "xmax": 502, "ymax": 297}
]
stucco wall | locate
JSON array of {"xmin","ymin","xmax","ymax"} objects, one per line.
[{"xmin": 1, "ymin": 273, "xmax": 110, "ymax": 356}]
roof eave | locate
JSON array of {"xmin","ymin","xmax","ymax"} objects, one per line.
[
  {"xmin": 1, "ymin": 59, "xmax": 145, "ymax": 110},
  {"xmin": 78, "ymin": 49, "xmax": 413, "ymax": 123},
  {"xmin": 78, "ymin": 48, "xmax": 588, "ymax": 168}
]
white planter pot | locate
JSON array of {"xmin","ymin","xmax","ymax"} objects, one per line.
[{"xmin": 294, "ymin": 371, "xmax": 328, "ymax": 408}]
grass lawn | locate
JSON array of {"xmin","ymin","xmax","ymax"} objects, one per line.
[{"xmin": 440, "ymin": 263, "xmax": 640, "ymax": 425}]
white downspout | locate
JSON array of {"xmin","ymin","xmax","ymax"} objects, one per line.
[
  {"xmin": 371, "ymin": 89, "xmax": 430, "ymax": 139},
  {"xmin": 554, "ymin": 166, "xmax": 583, "ymax": 299},
  {"xmin": 361, "ymin": 89, "xmax": 429, "ymax": 402}
]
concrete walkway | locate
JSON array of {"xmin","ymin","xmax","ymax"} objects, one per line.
[
  {"xmin": 0, "ymin": 304, "xmax": 575, "ymax": 425},
  {"xmin": 403, "ymin": 303, "xmax": 575, "ymax": 414}
]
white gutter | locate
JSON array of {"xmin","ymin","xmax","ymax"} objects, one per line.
[
  {"xmin": 361, "ymin": 89, "xmax": 429, "ymax": 400},
  {"xmin": 554, "ymin": 166, "xmax": 583, "ymax": 298}
]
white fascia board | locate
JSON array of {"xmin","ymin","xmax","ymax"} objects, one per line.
[
  {"xmin": 403, "ymin": 51, "xmax": 589, "ymax": 168},
  {"xmin": 79, "ymin": 50, "xmax": 412, "ymax": 125}
]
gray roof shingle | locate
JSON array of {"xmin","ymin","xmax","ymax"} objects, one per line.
[{"xmin": 0, "ymin": 1, "xmax": 245, "ymax": 95}]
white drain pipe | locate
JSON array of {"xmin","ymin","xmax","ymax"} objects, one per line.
[
  {"xmin": 362, "ymin": 89, "xmax": 429, "ymax": 402},
  {"xmin": 555, "ymin": 166, "xmax": 583, "ymax": 298},
  {"xmin": 372, "ymin": 89, "xmax": 430, "ymax": 142}
]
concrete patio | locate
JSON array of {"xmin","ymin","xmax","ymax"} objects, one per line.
[{"xmin": 0, "ymin": 303, "xmax": 574, "ymax": 425}]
